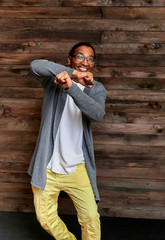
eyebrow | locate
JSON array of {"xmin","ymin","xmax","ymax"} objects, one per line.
[{"xmin": 77, "ymin": 52, "xmax": 94, "ymax": 58}]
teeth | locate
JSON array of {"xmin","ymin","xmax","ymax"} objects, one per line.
[{"xmin": 79, "ymin": 67, "xmax": 87, "ymax": 71}]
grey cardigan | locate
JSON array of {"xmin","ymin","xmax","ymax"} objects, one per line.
[{"xmin": 28, "ymin": 59, "xmax": 106, "ymax": 201}]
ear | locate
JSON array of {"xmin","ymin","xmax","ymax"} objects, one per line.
[{"xmin": 68, "ymin": 56, "xmax": 71, "ymax": 66}]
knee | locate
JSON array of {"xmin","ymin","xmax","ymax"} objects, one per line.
[
  {"xmin": 36, "ymin": 211, "xmax": 47, "ymax": 229},
  {"xmin": 79, "ymin": 210, "xmax": 100, "ymax": 225}
]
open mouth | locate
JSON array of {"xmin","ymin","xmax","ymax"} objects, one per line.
[{"xmin": 78, "ymin": 67, "xmax": 88, "ymax": 72}]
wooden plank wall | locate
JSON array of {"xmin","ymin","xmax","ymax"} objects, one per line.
[{"xmin": 1, "ymin": 0, "xmax": 165, "ymax": 219}]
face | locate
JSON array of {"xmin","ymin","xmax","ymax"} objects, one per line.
[{"xmin": 68, "ymin": 45, "xmax": 95, "ymax": 72}]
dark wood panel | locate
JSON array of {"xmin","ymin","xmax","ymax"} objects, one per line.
[
  {"xmin": 0, "ymin": 162, "xmax": 29, "ymax": 173},
  {"xmin": 106, "ymin": 89, "xmax": 165, "ymax": 102},
  {"xmin": 97, "ymin": 167, "xmax": 165, "ymax": 180},
  {"xmin": 98, "ymin": 54, "xmax": 165, "ymax": 67},
  {"xmin": 0, "ymin": 173, "xmax": 30, "ymax": 183},
  {"xmin": 0, "ymin": 131, "xmax": 38, "ymax": 141},
  {"xmin": 101, "ymin": 31, "xmax": 165, "ymax": 43},
  {"xmin": 103, "ymin": 112, "xmax": 165, "ymax": 124},
  {"xmin": 94, "ymin": 144, "xmax": 165, "ymax": 159},
  {"xmin": 94, "ymin": 66, "xmax": 165, "ymax": 78},
  {"xmin": 1, "ymin": 7, "xmax": 165, "ymax": 20},
  {"xmin": 0, "ymin": 7, "xmax": 101, "ymax": 19},
  {"xmin": 0, "ymin": 98, "xmax": 42, "ymax": 110},
  {"xmin": 99, "ymin": 77, "xmax": 165, "ymax": 90},
  {"xmin": 0, "ymin": 19, "xmax": 165, "ymax": 32},
  {"xmin": 0, "ymin": 118, "xmax": 40, "ymax": 131},
  {"xmin": 0, "ymin": 0, "xmax": 62, "ymax": 7},
  {"xmin": 95, "ymin": 43, "xmax": 165, "ymax": 55},
  {"xmin": 94, "ymin": 134, "xmax": 165, "ymax": 146},
  {"xmin": 0, "ymin": 31, "xmax": 101, "ymax": 43},
  {"xmin": 0, "ymin": 77, "xmax": 41, "ymax": 88},
  {"xmin": 0, "ymin": 152, "xmax": 33, "ymax": 163},
  {"xmin": 0, "ymin": 142, "xmax": 36, "ymax": 153},
  {"xmin": 0, "ymin": 87, "xmax": 43, "ymax": 99},
  {"xmin": 1, "ymin": 0, "xmax": 165, "ymax": 7},
  {"xmin": 62, "ymin": 0, "xmax": 165, "ymax": 7},
  {"xmin": 102, "ymin": 7, "xmax": 165, "ymax": 19},
  {"xmin": 92, "ymin": 122, "xmax": 165, "ymax": 135},
  {"xmin": 106, "ymin": 102, "xmax": 165, "ymax": 114}
]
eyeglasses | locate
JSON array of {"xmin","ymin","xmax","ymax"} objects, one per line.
[{"xmin": 73, "ymin": 54, "xmax": 95, "ymax": 65}]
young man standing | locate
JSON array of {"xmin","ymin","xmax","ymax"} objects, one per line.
[{"xmin": 28, "ymin": 42, "xmax": 106, "ymax": 240}]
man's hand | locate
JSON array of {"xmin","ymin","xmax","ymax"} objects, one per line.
[
  {"xmin": 55, "ymin": 71, "xmax": 72, "ymax": 89},
  {"xmin": 72, "ymin": 70, "xmax": 94, "ymax": 88}
]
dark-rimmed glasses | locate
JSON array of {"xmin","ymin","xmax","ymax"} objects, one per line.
[{"xmin": 73, "ymin": 54, "xmax": 95, "ymax": 65}]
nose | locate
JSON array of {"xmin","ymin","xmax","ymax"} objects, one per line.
[{"xmin": 82, "ymin": 57, "xmax": 88, "ymax": 65}]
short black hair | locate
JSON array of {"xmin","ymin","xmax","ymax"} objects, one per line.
[{"xmin": 69, "ymin": 42, "xmax": 96, "ymax": 59}]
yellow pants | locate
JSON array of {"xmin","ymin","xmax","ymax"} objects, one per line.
[{"xmin": 32, "ymin": 163, "xmax": 100, "ymax": 240}]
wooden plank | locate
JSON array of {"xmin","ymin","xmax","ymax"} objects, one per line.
[
  {"xmin": 98, "ymin": 55, "xmax": 165, "ymax": 67},
  {"xmin": 0, "ymin": 183, "xmax": 31, "ymax": 193},
  {"xmin": 94, "ymin": 134, "xmax": 165, "ymax": 146},
  {"xmin": 0, "ymin": 31, "xmax": 101, "ymax": 43},
  {"xmin": 98, "ymin": 178, "xmax": 165, "ymax": 191},
  {"xmin": 95, "ymin": 43, "xmax": 165, "ymax": 55},
  {"xmin": 97, "ymin": 168, "xmax": 165, "ymax": 180},
  {"xmin": 95, "ymin": 153, "xmax": 165, "ymax": 166},
  {"xmin": 0, "ymin": 173, "xmax": 30, "ymax": 183},
  {"xmin": 0, "ymin": 142, "xmax": 36, "ymax": 153},
  {"xmin": 106, "ymin": 89, "xmax": 165, "ymax": 102},
  {"xmin": 99, "ymin": 77, "xmax": 165, "ymax": 90},
  {"xmin": 92, "ymin": 122, "xmax": 165, "ymax": 135},
  {"xmin": 93, "ymin": 66, "xmax": 165, "ymax": 78},
  {"xmin": 1, "ymin": 0, "xmax": 165, "ymax": 7},
  {"xmin": 0, "ymin": 0, "xmax": 62, "ymax": 7},
  {"xmin": 0, "ymin": 131, "xmax": 38, "ymax": 141},
  {"xmin": 0, "ymin": 19, "xmax": 165, "ymax": 32},
  {"xmin": 0, "ymin": 98, "xmax": 42, "ymax": 110},
  {"xmin": 0, "ymin": 118, "xmax": 40, "ymax": 131},
  {"xmin": 0, "ymin": 87, "xmax": 43, "ymax": 99},
  {"xmin": 94, "ymin": 144, "xmax": 165, "ymax": 159},
  {"xmin": 99, "ymin": 205, "xmax": 165, "ymax": 219},
  {"xmin": 0, "ymin": 162, "xmax": 29, "ymax": 173},
  {"xmin": 0, "ymin": 7, "xmax": 101, "ymax": 19},
  {"xmin": 2, "ymin": 6, "xmax": 165, "ymax": 20},
  {"xmin": 106, "ymin": 102, "xmax": 165, "ymax": 114},
  {"xmin": 103, "ymin": 112, "xmax": 165, "ymax": 124},
  {"xmin": 101, "ymin": 31, "xmax": 165, "ymax": 43},
  {"xmin": 0, "ymin": 65, "xmax": 30, "ymax": 77},
  {"xmin": 1, "ymin": 42, "xmax": 165, "ymax": 55},
  {"xmin": 0, "ymin": 77, "xmax": 41, "ymax": 88},
  {"xmin": 61, "ymin": 0, "xmax": 165, "ymax": 7},
  {"xmin": 102, "ymin": 7, "xmax": 165, "ymax": 19}
]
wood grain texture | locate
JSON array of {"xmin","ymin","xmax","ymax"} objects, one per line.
[{"xmin": 0, "ymin": 1, "xmax": 165, "ymax": 220}]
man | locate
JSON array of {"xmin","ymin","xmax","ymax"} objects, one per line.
[{"xmin": 28, "ymin": 42, "xmax": 106, "ymax": 240}]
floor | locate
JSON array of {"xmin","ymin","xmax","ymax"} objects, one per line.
[{"xmin": 1, "ymin": 211, "xmax": 165, "ymax": 240}]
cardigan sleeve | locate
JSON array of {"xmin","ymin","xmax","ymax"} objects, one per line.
[
  {"xmin": 65, "ymin": 81, "xmax": 106, "ymax": 122},
  {"xmin": 30, "ymin": 59, "xmax": 74, "ymax": 87}
]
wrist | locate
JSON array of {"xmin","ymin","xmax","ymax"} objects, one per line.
[{"xmin": 72, "ymin": 70, "xmax": 79, "ymax": 79}]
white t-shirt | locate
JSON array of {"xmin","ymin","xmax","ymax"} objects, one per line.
[{"xmin": 47, "ymin": 82, "xmax": 85, "ymax": 174}]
